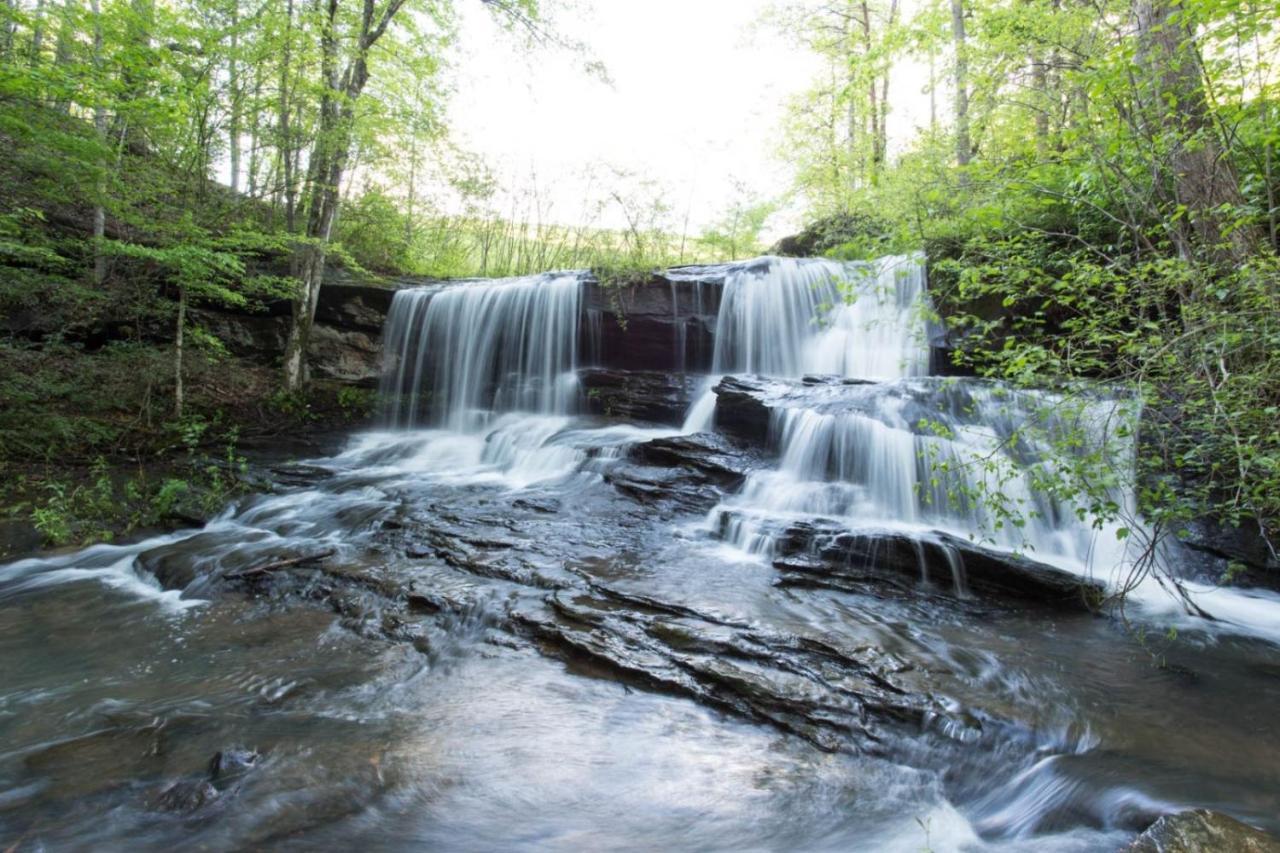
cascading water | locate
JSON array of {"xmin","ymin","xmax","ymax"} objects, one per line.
[
  {"xmin": 690, "ymin": 253, "xmax": 1143, "ymax": 586},
  {"xmin": 710, "ymin": 378, "xmax": 1137, "ymax": 580},
  {"xmin": 376, "ymin": 271, "xmax": 675, "ymax": 486},
  {"xmin": 707, "ymin": 254, "xmax": 930, "ymax": 379},
  {"xmin": 380, "ymin": 272, "xmax": 583, "ymax": 430},
  {"xmin": 6, "ymin": 253, "xmax": 1280, "ymax": 852},
  {"xmin": 681, "ymin": 254, "xmax": 929, "ymax": 433}
]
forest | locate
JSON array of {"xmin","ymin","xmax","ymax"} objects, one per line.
[{"xmin": 1, "ymin": 0, "xmax": 1279, "ymax": 848}]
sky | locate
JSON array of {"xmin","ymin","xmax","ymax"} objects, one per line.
[{"xmin": 445, "ymin": 0, "xmax": 822, "ymax": 239}]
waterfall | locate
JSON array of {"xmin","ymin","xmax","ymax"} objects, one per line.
[
  {"xmin": 710, "ymin": 254, "xmax": 929, "ymax": 379},
  {"xmin": 680, "ymin": 252, "xmax": 1143, "ymax": 579},
  {"xmin": 380, "ymin": 273, "xmax": 582, "ymax": 430},
  {"xmin": 711, "ymin": 379, "xmax": 1137, "ymax": 576},
  {"xmin": 681, "ymin": 254, "xmax": 929, "ymax": 432}
]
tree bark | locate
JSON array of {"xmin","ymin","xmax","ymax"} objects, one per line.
[
  {"xmin": 1133, "ymin": 0, "xmax": 1253, "ymax": 262},
  {"xmin": 53, "ymin": 0, "xmax": 75, "ymax": 100},
  {"xmin": 951, "ymin": 0, "xmax": 971, "ymax": 168},
  {"xmin": 174, "ymin": 285, "xmax": 186, "ymax": 417},
  {"xmin": 29, "ymin": 0, "xmax": 46, "ymax": 64},
  {"xmin": 228, "ymin": 0, "xmax": 240, "ymax": 194},
  {"xmin": 281, "ymin": 0, "xmax": 408, "ymax": 391},
  {"xmin": 277, "ymin": 0, "xmax": 296, "ymax": 231},
  {"xmin": 91, "ymin": 0, "xmax": 106, "ymax": 285}
]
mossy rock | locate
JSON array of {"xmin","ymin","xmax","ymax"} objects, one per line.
[{"xmin": 1130, "ymin": 810, "xmax": 1280, "ymax": 853}]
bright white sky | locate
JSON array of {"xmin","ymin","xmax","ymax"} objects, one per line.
[
  {"xmin": 446, "ymin": 0, "xmax": 821, "ymax": 238},
  {"xmin": 443, "ymin": 0, "xmax": 934, "ymax": 240}
]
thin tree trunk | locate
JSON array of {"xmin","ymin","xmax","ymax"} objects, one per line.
[
  {"xmin": 951, "ymin": 0, "xmax": 971, "ymax": 168},
  {"xmin": 278, "ymin": 0, "xmax": 295, "ymax": 231},
  {"xmin": 1031, "ymin": 55, "xmax": 1048, "ymax": 156},
  {"xmin": 1, "ymin": 0, "xmax": 16, "ymax": 59},
  {"xmin": 247, "ymin": 59, "xmax": 262, "ymax": 198},
  {"xmin": 228, "ymin": 0, "xmax": 240, "ymax": 194},
  {"xmin": 174, "ymin": 285, "xmax": 186, "ymax": 417},
  {"xmin": 30, "ymin": 0, "xmax": 46, "ymax": 64},
  {"xmin": 282, "ymin": 0, "xmax": 407, "ymax": 391},
  {"xmin": 1133, "ymin": 0, "xmax": 1253, "ymax": 262},
  {"xmin": 52, "ymin": 0, "xmax": 75, "ymax": 108},
  {"xmin": 91, "ymin": 0, "xmax": 106, "ymax": 285}
]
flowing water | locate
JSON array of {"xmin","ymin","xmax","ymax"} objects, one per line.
[{"xmin": 2, "ymin": 256, "xmax": 1279, "ymax": 852}]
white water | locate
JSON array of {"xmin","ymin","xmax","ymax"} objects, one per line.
[
  {"xmin": 379, "ymin": 271, "xmax": 678, "ymax": 485},
  {"xmin": 682, "ymin": 253, "xmax": 929, "ymax": 433},
  {"xmin": 712, "ymin": 380, "xmax": 1136, "ymax": 577},
  {"xmin": 709, "ymin": 254, "xmax": 929, "ymax": 379},
  {"xmin": 381, "ymin": 273, "xmax": 583, "ymax": 431},
  {"xmin": 3, "ymin": 254, "xmax": 1279, "ymax": 850},
  {"xmin": 689, "ymin": 257, "xmax": 1280, "ymax": 643}
]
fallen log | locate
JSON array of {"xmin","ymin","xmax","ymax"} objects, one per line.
[{"xmin": 223, "ymin": 549, "xmax": 336, "ymax": 580}]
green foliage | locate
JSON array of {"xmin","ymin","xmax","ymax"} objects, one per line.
[{"xmin": 336, "ymin": 386, "xmax": 377, "ymax": 420}]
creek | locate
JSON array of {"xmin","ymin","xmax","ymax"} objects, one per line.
[{"xmin": 2, "ymin": 255, "xmax": 1278, "ymax": 851}]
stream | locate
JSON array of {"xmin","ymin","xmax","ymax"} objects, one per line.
[{"xmin": 2, "ymin": 255, "xmax": 1279, "ymax": 851}]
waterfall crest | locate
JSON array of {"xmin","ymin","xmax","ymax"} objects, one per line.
[
  {"xmin": 709, "ymin": 254, "xmax": 930, "ymax": 379},
  {"xmin": 380, "ymin": 273, "xmax": 582, "ymax": 430}
]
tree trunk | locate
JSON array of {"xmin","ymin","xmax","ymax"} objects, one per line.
[
  {"xmin": 52, "ymin": 0, "xmax": 75, "ymax": 111},
  {"xmin": 1031, "ymin": 55, "xmax": 1048, "ymax": 156},
  {"xmin": 1133, "ymin": 0, "xmax": 1253, "ymax": 262},
  {"xmin": 278, "ymin": 0, "xmax": 295, "ymax": 230},
  {"xmin": 228, "ymin": 0, "xmax": 240, "ymax": 194},
  {"xmin": 90, "ymin": 0, "xmax": 106, "ymax": 285},
  {"xmin": 281, "ymin": 0, "xmax": 407, "ymax": 391},
  {"xmin": 174, "ymin": 285, "xmax": 186, "ymax": 418},
  {"xmin": 247, "ymin": 59, "xmax": 261, "ymax": 197},
  {"xmin": 30, "ymin": 0, "xmax": 46, "ymax": 64},
  {"xmin": 951, "ymin": 0, "xmax": 971, "ymax": 168},
  {"xmin": 1, "ymin": 0, "xmax": 16, "ymax": 59}
]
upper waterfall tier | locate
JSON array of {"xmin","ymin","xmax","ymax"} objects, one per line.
[
  {"xmin": 377, "ymin": 254, "xmax": 934, "ymax": 431},
  {"xmin": 380, "ymin": 273, "xmax": 583, "ymax": 430},
  {"xmin": 703, "ymin": 254, "xmax": 930, "ymax": 380}
]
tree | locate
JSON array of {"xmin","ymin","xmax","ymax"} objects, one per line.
[
  {"xmin": 1131, "ymin": 0, "xmax": 1254, "ymax": 263},
  {"xmin": 281, "ymin": 0, "xmax": 545, "ymax": 391},
  {"xmin": 950, "ymin": 0, "xmax": 970, "ymax": 168}
]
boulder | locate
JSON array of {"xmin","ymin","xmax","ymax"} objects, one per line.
[
  {"xmin": 626, "ymin": 432, "xmax": 755, "ymax": 489},
  {"xmin": 307, "ymin": 324, "xmax": 381, "ymax": 386},
  {"xmin": 1130, "ymin": 809, "xmax": 1280, "ymax": 852},
  {"xmin": 711, "ymin": 375, "xmax": 777, "ymax": 445}
]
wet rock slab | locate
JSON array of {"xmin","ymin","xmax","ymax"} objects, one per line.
[
  {"xmin": 508, "ymin": 583, "xmax": 953, "ymax": 754},
  {"xmin": 767, "ymin": 520, "xmax": 1104, "ymax": 611},
  {"xmin": 605, "ymin": 432, "xmax": 762, "ymax": 510},
  {"xmin": 1130, "ymin": 809, "xmax": 1280, "ymax": 852}
]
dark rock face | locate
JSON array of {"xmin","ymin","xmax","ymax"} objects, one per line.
[
  {"xmin": 1175, "ymin": 518, "xmax": 1280, "ymax": 593},
  {"xmin": 581, "ymin": 275, "xmax": 720, "ymax": 373},
  {"xmin": 307, "ymin": 324, "xmax": 382, "ymax": 386},
  {"xmin": 1130, "ymin": 809, "xmax": 1280, "ymax": 852},
  {"xmin": 604, "ymin": 432, "xmax": 761, "ymax": 511},
  {"xmin": 192, "ymin": 277, "xmax": 399, "ymax": 386},
  {"xmin": 313, "ymin": 280, "xmax": 400, "ymax": 333},
  {"xmin": 626, "ymin": 432, "xmax": 756, "ymax": 490},
  {"xmin": 577, "ymin": 368, "xmax": 703, "ymax": 425}
]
